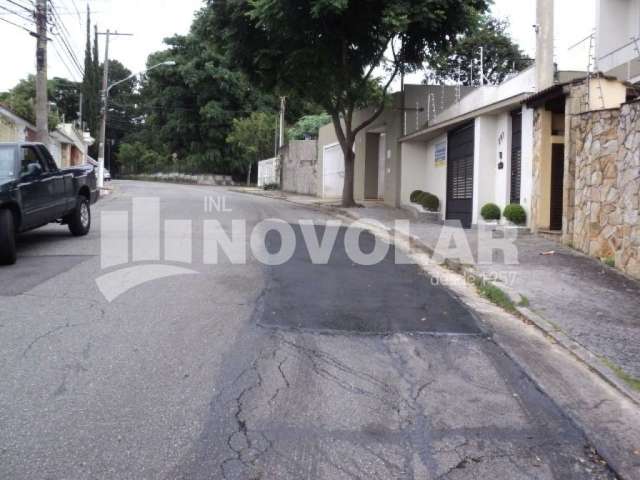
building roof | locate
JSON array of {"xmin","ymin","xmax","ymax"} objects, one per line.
[{"xmin": 0, "ymin": 103, "xmax": 36, "ymax": 130}]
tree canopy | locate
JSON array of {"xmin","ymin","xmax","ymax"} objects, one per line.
[
  {"xmin": 212, "ymin": 0, "xmax": 490, "ymax": 205},
  {"xmin": 0, "ymin": 75, "xmax": 80, "ymax": 130},
  {"xmin": 227, "ymin": 111, "xmax": 277, "ymax": 184},
  {"xmin": 426, "ymin": 15, "xmax": 533, "ymax": 86}
]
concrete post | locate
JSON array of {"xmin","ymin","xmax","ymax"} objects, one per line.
[
  {"xmin": 536, "ymin": 0, "xmax": 555, "ymax": 91},
  {"xmin": 35, "ymin": 0, "xmax": 48, "ymax": 143}
]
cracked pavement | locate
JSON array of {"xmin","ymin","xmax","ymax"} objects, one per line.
[{"xmin": 0, "ymin": 181, "xmax": 619, "ymax": 479}]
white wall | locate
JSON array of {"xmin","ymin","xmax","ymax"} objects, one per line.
[
  {"xmin": 257, "ymin": 157, "xmax": 278, "ymax": 187},
  {"xmin": 596, "ymin": 0, "xmax": 640, "ymax": 74},
  {"xmin": 472, "ymin": 116, "xmax": 498, "ymax": 225},
  {"xmin": 400, "ymin": 142, "xmax": 429, "ymax": 205},
  {"xmin": 520, "ymin": 107, "xmax": 535, "ymax": 226},
  {"xmin": 494, "ymin": 112, "xmax": 512, "ymax": 209},
  {"xmin": 424, "ymin": 135, "xmax": 448, "ymax": 219},
  {"xmin": 400, "ymin": 135, "xmax": 448, "ymax": 220}
]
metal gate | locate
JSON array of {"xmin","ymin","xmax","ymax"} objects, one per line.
[
  {"xmin": 510, "ymin": 110, "xmax": 522, "ymax": 204},
  {"xmin": 446, "ymin": 123, "xmax": 475, "ymax": 228}
]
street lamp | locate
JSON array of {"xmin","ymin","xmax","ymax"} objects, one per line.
[{"xmin": 97, "ymin": 60, "xmax": 176, "ymax": 188}]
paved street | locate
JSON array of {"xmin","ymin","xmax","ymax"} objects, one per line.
[{"xmin": 0, "ymin": 181, "xmax": 618, "ymax": 479}]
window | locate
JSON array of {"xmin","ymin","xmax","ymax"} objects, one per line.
[
  {"xmin": 20, "ymin": 146, "xmax": 47, "ymax": 176},
  {"xmin": 0, "ymin": 147, "xmax": 15, "ymax": 179},
  {"xmin": 434, "ymin": 141, "xmax": 447, "ymax": 166}
]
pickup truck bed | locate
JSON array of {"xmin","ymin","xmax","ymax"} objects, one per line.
[{"xmin": 0, "ymin": 142, "xmax": 99, "ymax": 265}]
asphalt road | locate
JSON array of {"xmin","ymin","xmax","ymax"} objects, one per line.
[{"xmin": 0, "ymin": 181, "xmax": 615, "ymax": 479}]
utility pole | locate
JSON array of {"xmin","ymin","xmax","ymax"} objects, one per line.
[
  {"xmin": 479, "ymin": 47, "xmax": 485, "ymax": 86},
  {"xmin": 535, "ymin": 0, "xmax": 555, "ymax": 91},
  {"xmin": 278, "ymin": 96, "xmax": 286, "ymax": 148},
  {"xmin": 35, "ymin": 0, "xmax": 48, "ymax": 143},
  {"xmin": 78, "ymin": 92, "xmax": 84, "ymax": 129},
  {"xmin": 97, "ymin": 30, "xmax": 133, "ymax": 188}
]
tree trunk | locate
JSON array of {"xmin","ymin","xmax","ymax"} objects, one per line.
[
  {"xmin": 341, "ymin": 143, "xmax": 357, "ymax": 207},
  {"xmin": 246, "ymin": 162, "xmax": 252, "ymax": 186}
]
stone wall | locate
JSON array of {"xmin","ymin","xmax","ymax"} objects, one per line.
[
  {"xmin": 281, "ymin": 140, "xmax": 318, "ymax": 195},
  {"xmin": 567, "ymin": 100, "xmax": 640, "ymax": 278}
]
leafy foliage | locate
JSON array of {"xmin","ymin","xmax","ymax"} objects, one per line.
[
  {"xmin": 82, "ymin": 8, "xmax": 101, "ymax": 147},
  {"xmin": 426, "ymin": 15, "xmax": 532, "ymax": 86},
  {"xmin": 227, "ymin": 112, "xmax": 277, "ymax": 183},
  {"xmin": 480, "ymin": 203, "xmax": 501, "ymax": 221},
  {"xmin": 0, "ymin": 75, "xmax": 73, "ymax": 129},
  {"xmin": 212, "ymin": 0, "xmax": 490, "ymax": 205},
  {"xmin": 117, "ymin": 7, "xmax": 286, "ymax": 175},
  {"xmin": 288, "ymin": 114, "xmax": 331, "ymax": 140},
  {"xmin": 411, "ymin": 190, "xmax": 440, "ymax": 212},
  {"xmin": 503, "ymin": 204, "xmax": 527, "ymax": 225}
]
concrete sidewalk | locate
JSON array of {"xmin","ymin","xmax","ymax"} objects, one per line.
[{"xmin": 234, "ymin": 187, "xmax": 640, "ymax": 405}]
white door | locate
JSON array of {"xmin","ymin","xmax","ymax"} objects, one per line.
[
  {"xmin": 378, "ymin": 133, "xmax": 386, "ymax": 200},
  {"xmin": 323, "ymin": 144, "xmax": 345, "ymax": 198}
]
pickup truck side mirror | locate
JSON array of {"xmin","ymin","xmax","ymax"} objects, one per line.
[{"xmin": 22, "ymin": 163, "xmax": 43, "ymax": 179}]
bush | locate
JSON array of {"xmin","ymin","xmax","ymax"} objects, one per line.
[
  {"xmin": 480, "ymin": 203, "xmax": 501, "ymax": 221},
  {"xmin": 503, "ymin": 204, "xmax": 527, "ymax": 225},
  {"xmin": 263, "ymin": 182, "xmax": 280, "ymax": 191},
  {"xmin": 420, "ymin": 192, "xmax": 440, "ymax": 212},
  {"xmin": 409, "ymin": 190, "xmax": 423, "ymax": 203}
]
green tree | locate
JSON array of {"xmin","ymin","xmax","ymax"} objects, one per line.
[
  {"xmin": 212, "ymin": 0, "xmax": 489, "ymax": 206},
  {"xmin": 288, "ymin": 113, "xmax": 331, "ymax": 140},
  {"xmin": 130, "ymin": 6, "xmax": 280, "ymax": 175},
  {"xmin": 227, "ymin": 112, "xmax": 277, "ymax": 185},
  {"xmin": 49, "ymin": 77, "xmax": 81, "ymax": 122},
  {"xmin": 426, "ymin": 15, "xmax": 532, "ymax": 86},
  {"xmin": 81, "ymin": 7, "xmax": 100, "ymax": 143},
  {"xmin": 0, "ymin": 75, "xmax": 67, "ymax": 129}
]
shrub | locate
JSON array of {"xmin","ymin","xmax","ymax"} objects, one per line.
[
  {"xmin": 503, "ymin": 204, "xmax": 527, "ymax": 225},
  {"xmin": 419, "ymin": 192, "xmax": 440, "ymax": 212},
  {"xmin": 480, "ymin": 203, "xmax": 501, "ymax": 221},
  {"xmin": 263, "ymin": 182, "xmax": 280, "ymax": 191},
  {"xmin": 410, "ymin": 190, "xmax": 422, "ymax": 203}
]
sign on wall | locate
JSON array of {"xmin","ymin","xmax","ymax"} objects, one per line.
[{"xmin": 434, "ymin": 140, "xmax": 447, "ymax": 167}]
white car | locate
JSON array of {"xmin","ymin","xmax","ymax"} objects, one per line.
[{"xmin": 104, "ymin": 169, "xmax": 111, "ymax": 181}]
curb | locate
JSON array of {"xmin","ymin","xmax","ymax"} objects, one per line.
[
  {"xmin": 351, "ymin": 210, "xmax": 640, "ymax": 409},
  {"xmin": 232, "ymin": 188, "xmax": 640, "ymax": 408}
]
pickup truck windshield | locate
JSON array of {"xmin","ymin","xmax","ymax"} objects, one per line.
[{"xmin": 0, "ymin": 147, "xmax": 15, "ymax": 179}]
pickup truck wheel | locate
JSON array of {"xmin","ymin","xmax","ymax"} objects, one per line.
[
  {"xmin": 0, "ymin": 209, "xmax": 17, "ymax": 265},
  {"xmin": 68, "ymin": 196, "xmax": 91, "ymax": 237}
]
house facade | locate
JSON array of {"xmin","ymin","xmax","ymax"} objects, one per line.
[
  {"xmin": 50, "ymin": 123, "xmax": 94, "ymax": 168},
  {"xmin": 0, "ymin": 104, "xmax": 37, "ymax": 143},
  {"xmin": 317, "ymin": 84, "xmax": 473, "ymax": 206},
  {"xmin": 596, "ymin": 0, "xmax": 640, "ymax": 83},
  {"xmin": 400, "ymin": 68, "xmax": 539, "ymax": 228},
  {"xmin": 1, "ymin": 104, "xmax": 94, "ymax": 168}
]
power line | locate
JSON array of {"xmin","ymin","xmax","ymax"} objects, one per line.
[
  {"xmin": 47, "ymin": 0, "xmax": 84, "ymax": 77},
  {"xmin": 0, "ymin": 12, "xmax": 35, "ymax": 34},
  {"xmin": 0, "ymin": 3, "xmax": 35, "ymax": 24},
  {"xmin": 2, "ymin": 0, "xmax": 33, "ymax": 15}
]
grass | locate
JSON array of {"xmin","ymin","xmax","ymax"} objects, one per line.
[
  {"xmin": 601, "ymin": 358, "xmax": 640, "ymax": 392},
  {"xmin": 602, "ymin": 256, "xmax": 616, "ymax": 268},
  {"xmin": 474, "ymin": 279, "xmax": 517, "ymax": 314},
  {"xmin": 517, "ymin": 295, "xmax": 530, "ymax": 308}
]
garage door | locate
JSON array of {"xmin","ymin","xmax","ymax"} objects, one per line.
[
  {"xmin": 446, "ymin": 123, "xmax": 475, "ymax": 229},
  {"xmin": 323, "ymin": 144, "xmax": 345, "ymax": 198}
]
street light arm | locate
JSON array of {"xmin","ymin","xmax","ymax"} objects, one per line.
[{"xmin": 105, "ymin": 61, "xmax": 176, "ymax": 95}]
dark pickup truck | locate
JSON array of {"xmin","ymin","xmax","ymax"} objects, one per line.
[{"xmin": 0, "ymin": 142, "xmax": 99, "ymax": 265}]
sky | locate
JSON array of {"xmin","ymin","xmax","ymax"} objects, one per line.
[{"xmin": 0, "ymin": 0, "xmax": 596, "ymax": 92}]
